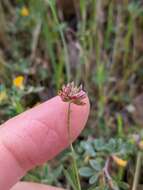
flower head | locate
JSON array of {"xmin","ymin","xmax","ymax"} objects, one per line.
[
  {"xmin": 13, "ymin": 76, "xmax": 24, "ymax": 89},
  {"xmin": 58, "ymin": 82, "xmax": 86, "ymax": 105},
  {"xmin": 112, "ymin": 155, "xmax": 127, "ymax": 168},
  {"xmin": 20, "ymin": 6, "xmax": 29, "ymax": 17}
]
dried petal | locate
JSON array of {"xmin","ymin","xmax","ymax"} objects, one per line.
[{"xmin": 58, "ymin": 82, "xmax": 87, "ymax": 105}]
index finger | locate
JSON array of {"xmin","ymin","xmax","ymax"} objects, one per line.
[{"xmin": 0, "ymin": 95, "xmax": 90, "ymax": 190}]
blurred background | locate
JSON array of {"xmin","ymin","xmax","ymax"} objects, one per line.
[{"xmin": 0, "ymin": 0, "xmax": 143, "ymax": 189}]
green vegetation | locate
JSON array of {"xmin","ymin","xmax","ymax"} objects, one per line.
[{"xmin": 0, "ymin": 0, "xmax": 143, "ymax": 189}]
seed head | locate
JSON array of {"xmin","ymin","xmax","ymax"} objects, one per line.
[{"xmin": 58, "ymin": 82, "xmax": 86, "ymax": 105}]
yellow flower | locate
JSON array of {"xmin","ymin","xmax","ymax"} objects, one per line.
[
  {"xmin": 0, "ymin": 91, "xmax": 7, "ymax": 103},
  {"xmin": 112, "ymin": 155, "xmax": 127, "ymax": 167},
  {"xmin": 20, "ymin": 6, "xmax": 29, "ymax": 17},
  {"xmin": 13, "ymin": 76, "xmax": 24, "ymax": 89},
  {"xmin": 138, "ymin": 140, "xmax": 143, "ymax": 150}
]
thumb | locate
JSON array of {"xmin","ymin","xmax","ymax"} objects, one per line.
[{"xmin": 0, "ymin": 95, "xmax": 90, "ymax": 190}]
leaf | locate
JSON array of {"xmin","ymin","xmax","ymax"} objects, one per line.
[
  {"xmin": 105, "ymin": 138, "xmax": 117, "ymax": 153},
  {"xmin": 23, "ymin": 173, "xmax": 40, "ymax": 182},
  {"xmin": 53, "ymin": 165, "xmax": 63, "ymax": 178},
  {"xmin": 80, "ymin": 141, "xmax": 96, "ymax": 156},
  {"xmin": 89, "ymin": 175, "xmax": 98, "ymax": 185},
  {"xmin": 93, "ymin": 138, "xmax": 105, "ymax": 151},
  {"xmin": 89, "ymin": 160, "xmax": 103, "ymax": 171},
  {"xmin": 118, "ymin": 181, "xmax": 130, "ymax": 190},
  {"xmin": 79, "ymin": 167, "xmax": 94, "ymax": 177}
]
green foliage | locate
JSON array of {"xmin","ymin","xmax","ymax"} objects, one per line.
[
  {"xmin": 23, "ymin": 164, "xmax": 63, "ymax": 185},
  {"xmin": 78, "ymin": 138, "xmax": 136, "ymax": 188}
]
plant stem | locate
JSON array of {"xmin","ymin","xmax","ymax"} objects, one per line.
[
  {"xmin": 103, "ymin": 158, "xmax": 118, "ymax": 190},
  {"xmin": 132, "ymin": 151, "xmax": 142, "ymax": 190},
  {"xmin": 118, "ymin": 167, "xmax": 124, "ymax": 181},
  {"xmin": 48, "ymin": 0, "xmax": 71, "ymax": 82},
  {"xmin": 67, "ymin": 102, "xmax": 81, "ymax": 190},
  {"xmin": 67, "ymin": 102, "xmax": 71, "ymax": 140}
]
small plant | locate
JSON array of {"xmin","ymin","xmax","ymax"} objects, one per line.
[
  {"xmin": 59, "ymin": 82, "xmax": 87, "ymax": 190},
  {"xmin": 78, "ymin": 137, "xmax": 137, "ymax": 189}
]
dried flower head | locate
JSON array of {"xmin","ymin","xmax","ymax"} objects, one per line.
[{"xmin": 58, "ymin": 82, "xmax": 86, "ymax": 105}]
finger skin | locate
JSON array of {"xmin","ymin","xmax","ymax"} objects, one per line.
[
  {"xmin": 11, "ymin": 182, "xmax": 64, "ymax": 190},
  {"xmin": 0, "ymin": 96, "xmax": 90, "ymax": 190}
]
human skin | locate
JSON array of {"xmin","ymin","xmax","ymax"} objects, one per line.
[{"xmin": 0, "ymin": 95, "xmax": 90, "ymax": 190}]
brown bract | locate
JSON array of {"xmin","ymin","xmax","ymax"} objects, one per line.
[{"xmin": 58, "ymin": 82, "xmax": 87, "ymax": 105}]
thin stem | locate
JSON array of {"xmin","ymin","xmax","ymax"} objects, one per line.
[
  {"xmin": 103, "ymin": 158, "xmax": 112, "ymax": 182},
  {"xmin": 118, "ymin": 167, "xmax": 124, "ymax": 181},
  {"xmin": 103, "ymin": 158, "xmax": 118, "ymax": 190},
  {"xmin": 132, "ymin": 151, "xmax": 142, "ymax": 190},
  {"xmin": 70, "ymin": 144, "xmax": 81, "ymax": 190},
  {"xmin": 67, "ymin": 102, "xmax": 81, "ymax": 190},
  {"xmin": 67, "ymin": 102, "xmax": 72, "ymax": 142}
]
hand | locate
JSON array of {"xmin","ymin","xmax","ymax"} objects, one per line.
[{"xmin": 0, "ymin": 96, "xmax": 89, "ymax": 190}]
